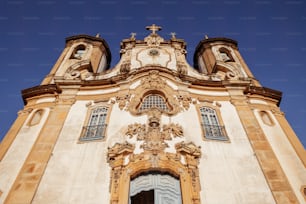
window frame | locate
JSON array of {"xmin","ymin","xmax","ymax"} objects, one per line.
[
  {"xmin": 138, "ymin": 93, "xmax": 171, "ymax": 113},
  {"xmin": 79, "ymin": 104, "xmax": 111, "ymax": 142},
  {"xmin": 197, "ymin": 103, "xmax": 229, "ymax": 142}
]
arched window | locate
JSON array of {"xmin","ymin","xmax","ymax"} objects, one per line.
[
  {"xmin": 200, "ymin": 107, "xmax": 228, "ymax": 141},
  {"xmin": 71, "ymin": 44, "xmax": 86, "ymax": 59},
  {"xmin": 80, "ymin": 107, "xmax": 108, "ymax": 141},
  {"xmin": 138, "ymin": 94, "xmax": 170, "ymax": 112},
  {"xmin": 219, "ymin": 47, "xmax": 234, "ymax": 62},
  {"xmin": 130, "ymin": 173, "xmax": 181, "ymax": 204}
]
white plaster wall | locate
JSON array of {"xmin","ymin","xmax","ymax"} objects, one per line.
[
  {"xmin": 77, "ymin": 87, "xmax": 119, "ymax": 95},
  {"xmin": 249, "ymin": 99, "xmax": 268, "ymax": 105},
  {"xmin": 254, "ymin": 110, "xmax": 306, "ymax": 203},
  {"xmin": 189, "ymin": 89, "xmax": 229, "ymax": 96},
  {"xmin": 36, "ymin": 97, "xmax": 56, "ymax": 104},
  {"xmin": 32, "ymin": 101, "xmax": 111, "ymax": 204},
  {"xmin": 32, "ymin": 101, "xmax": 149, "ymax": 204},
  {"xmin": 131, "ymin": 47, "xmax": 176, "ymax": 70},
  {"xmin": 0, "ymin": 108, "xmax": 50, "ymax": 203},
  {"xmin": 198, "ymin": 102, "xmax": 275, "ymax": 204},
  {"xmin": 31, "ymin": 99, "xmax": 277, "ymax": 204}
]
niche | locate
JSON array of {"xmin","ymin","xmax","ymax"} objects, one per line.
[
  {"xmin": 27, "ymin": 109, "xmax": 44, "ymax": 126},
  {"xmin": 259, "ymin": 111, "xmax": 274, "ymax": 126}
]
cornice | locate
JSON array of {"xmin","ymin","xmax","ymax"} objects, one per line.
[
  {"xmin": 21, "ymin": 84, "xmax": 60, "ymax": 105},
  {"xmin": 244, "ymin": 85, "xmax": 282, "ymax": 106}
]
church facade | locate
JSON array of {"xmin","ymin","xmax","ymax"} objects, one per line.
[{"xmin": 0, "ymin": 25, "xmax": 305, "ymax": 204}]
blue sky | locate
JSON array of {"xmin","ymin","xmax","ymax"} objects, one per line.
[{"xmin": 0, "ymin": 0, "xmax": 305, "ymax": 147}]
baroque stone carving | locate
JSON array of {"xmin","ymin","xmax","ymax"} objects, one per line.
[
  {"xmin": 107, "ymin": 109, "xmax": 202, "ymax": 203},
  {"xmin": 141, "ymin": 70, "xmax": 166, "ymax": 89},
  {"xmin": 126, "ymin": 109, "xmax": 183, "ymax": 153},
  {"xmin": 144, "ymin": 34, "xmax": 164, "ymax": 47},
  {"xmin": 177, "ymin": 62, "xmax": 188, "ymax": 75},
  {"xmin": 120, "ymin": 60, "xmax": 131, "ymax": 74},
  {"xmin": 177, "ymin": 95, "xmax": 192, "ymax": 110},
  {"xmin": 64, "ymin": 59, "xmax": 94, "ymax": 80},
  {"xmin": 108, "ymin": 142, "xmax": 135, "ymax": 165},
  {"xmin": 115, "ymin": 94, "xmax": 130, "ymax": 110},
  {"xmin": 127, "ymin": 70, "xmax": 182, "ymax": 116},
  {"xmin": 144, "ymin": 24, "xmax": 164, "ymax": 46}
]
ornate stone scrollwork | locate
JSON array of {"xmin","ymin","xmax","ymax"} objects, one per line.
[
  {"xmin": 126, "ymin": 123, "xmax": 146, "ymax": 140},
  {"xmin": 107, "ymin": 109, "xmax": 202, "ymax": 203},
  {"xmin": 177, "ymin": 95, "xmax": 192, "ymax": 110},
  {"xmin": 107, "ymin": 142, "xmax": 135, "ymax": 166},
  {"xmin": 126, "ymin": 109, "xmax": 183, "ymax": 153},
  {"xmin": 120, "ymin": 60, "xmax": 131, "ymax": 74},
  {"xmin": 144, "ymin": 34, "xmax": 164, "ymax": 47},
  {"xmin": 115, "ymin": 94, "xmax": 130, "ymax": 110},
  {"xmin": 141, "ymin": 70, "xmax": 166, "ymax": 89},
  {"xmin": 177, "ymin": 62, "xmax": 188, "ymax": 75},
  {"xmin": 127, "ymin": 70, "xmax": 182, "ymax": 116},
  {"xmin": 64, "ymin": 59, "xmax": 94, "ymax": 80}
]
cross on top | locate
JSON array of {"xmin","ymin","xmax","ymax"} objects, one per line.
[
  {"xmin": 130, "ymin": 32, "xmax": 136, "ymax": 39},
  {"xmin": 170, "ymin": 32, "xmax": 176, "ymax": 39},
  {"xmin": 146, "ymin": 24, "xmax": 162, "ymax": 34}
]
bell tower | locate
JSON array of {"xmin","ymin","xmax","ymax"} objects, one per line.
[
  {"xmin": 41, "ymin": 34, "xmax": 111, "ymax": 85},
  {"xmin": 194, "ymin": 37, "xmax": 260, "ymax": 86}
]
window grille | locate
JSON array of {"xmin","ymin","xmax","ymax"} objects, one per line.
[
  {"xmin": 80, "ymin": 107, "xmax": 108, "ymax": 141},
  {"xmin": 200, "ymin": 107, "xmax": 227, "ymax": 141},
  {"xmin": 139, "ymin": 94, "xmax": 169, "ymax": 112}
]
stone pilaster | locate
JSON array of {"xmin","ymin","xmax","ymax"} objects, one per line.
[
  {"xmin": 231, "ymin": 96, "xmax": 299, "ymax": 204},
  {"xmin": 272, "ymin": 110, "xmax": 306, "ymax": 168},
  {"xmin": 0, "ymin": 108, "xmax": 32, "ymax": 161},
  {"xmin": 4, "ymin": 99, "xmax": 74, "ymax": 204}
]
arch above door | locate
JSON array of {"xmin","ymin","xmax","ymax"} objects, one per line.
[{"xmin": 107, "ymin": 140, "xmax": 201, "ymax": 204}]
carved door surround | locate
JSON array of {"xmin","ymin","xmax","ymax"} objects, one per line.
[{"xmin": 107, "ymin": 108, "xmax": 202, "ymax": 204}]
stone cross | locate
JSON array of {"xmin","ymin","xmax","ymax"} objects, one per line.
[
  {"xmin": 170, "ymin": 32, "xmax": 176, "ymax": 39},
  {"xmin": 130, "ymin": 32, "xmax": 136, "ymax": 39},
  {"xmin": 146, "ymin": 24, "xmax": 162, "ymax": 34}
]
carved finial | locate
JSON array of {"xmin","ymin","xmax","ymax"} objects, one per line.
[
  {"xmin": 170, "ymin": 32, "xmax": 176, "ymax": 39},
  {"xmin": 205, "ymin": 34, "xmax": 209, "ymax": 39},
  {"xmin": 130, "ymin": 32, "xmax": 136, "ymax": 40},
  {"xmin": 146, "ymin": 24, "xmax": 162, "ymax": 35},
  {"xmin": 96, "ymin": 33, "xmax": 100, "ymax": 38}
]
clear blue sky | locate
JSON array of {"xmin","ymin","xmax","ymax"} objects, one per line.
[{"xmin": 0, "ymin": 0, "xmax": 305, "ymax": 147}]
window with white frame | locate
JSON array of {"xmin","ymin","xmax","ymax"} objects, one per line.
[
  {"xmin": 139, "ymin": 94, "xmax": 169, "ymax": 112},
  {"xmin": 200, "ymin": 107, "xmax": 228, "ymax": 141},
  {"xmin": 80, "ymin": 107, "xmax": 108, "ymax": 141}
]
